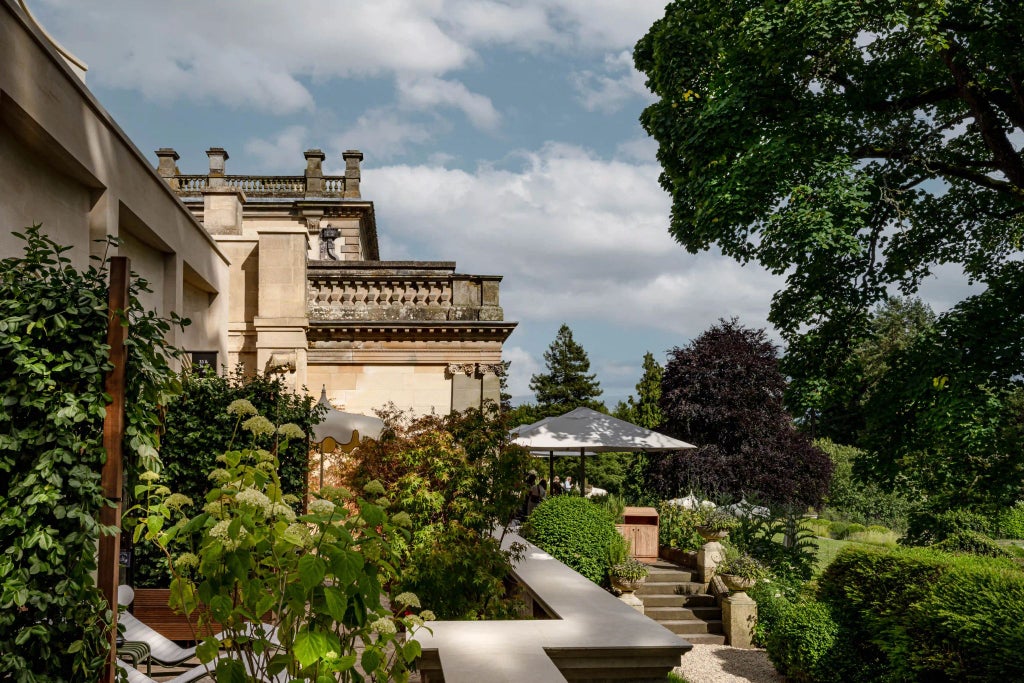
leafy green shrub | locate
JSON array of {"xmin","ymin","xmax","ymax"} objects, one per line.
[
  {"xmin": 831, "ymin": 522, "xmax": 867, "ymax": 539},
  {"xmin": 902, "ymin": 508, "xmax": 992, "ymax": 546},
  {"xmin": 522, "ymin": 496, "xmax": 620, "ymax": 585},
  {"xmin": 827, "ymin": 521, "xmax": 851, "ymax": 539},
  {"xmin": 731, "ymin": 507, "xmax": 817, "ymax": 581},
  {"xmin": 764, "ymin": 599, "xmax": 840, "ymax": 683},
  {"xmin": 130, "ymin": 368, "xmax": 322, "ymax": 587},
  {"xmin": 818, "ymin": 545, "xmax": 1024, "ymax": 681},
  {"xmin": 135, "ymin": 405, "xmax": 425, "ymax": 680},
  {"xmin": 866, "ymin": 524, "xmax": 889, "ymax": 534},
  {"xmin": 657, "ymin": 502, "xmax": 704, "ymax": 551},
  {"xmin": 350, "ymin": 405, "xmax": 531, "ymax": 620},
  {"xmin": 0, "ymin": 227, "xmax": 182, "ymax": 678},
  {"xmin": 997, "ymin": 501, "xmax": 1024, "ymax": 539},
  {"xmin": 931, "ymin": 530, "xmax": 1011, "ymax": 558}
]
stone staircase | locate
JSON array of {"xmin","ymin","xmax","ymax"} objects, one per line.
[{"xmin": 638, "ymin": 561, "xmax": 725, "ymax": 645}]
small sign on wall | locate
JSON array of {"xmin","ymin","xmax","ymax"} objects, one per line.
[{"xmin": 189, "ymin": 351, "xmax": 218, "ymax": 371}]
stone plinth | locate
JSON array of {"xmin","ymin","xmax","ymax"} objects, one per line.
[
  {"xmin": 722, "ymin": 591, "xmax": 757, "ymax": 649},
  {"xmin": 697, "ymin": 541, "xmax": 725, "ymax": 586}
]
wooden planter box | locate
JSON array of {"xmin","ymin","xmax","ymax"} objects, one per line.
[
  {"xmin": 131, "ymin": 589, "xmax": 222, "ymax": 642},
  {"xmin": 615, "ymin": 507, "xmax": 659, "ymax": 563}
]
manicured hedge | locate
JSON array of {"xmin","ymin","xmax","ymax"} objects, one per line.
[
  {"xmin": 521, "ymin": 496, "xmax": 620, "ymax": 585},
  {"xmin": 814, "ymin": 546, "xmax": 1024, "ymax": 682}
]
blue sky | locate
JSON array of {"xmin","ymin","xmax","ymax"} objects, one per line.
[{"xmin": 32, "ymin": 1, "xmax": 974, "ymax": 408}]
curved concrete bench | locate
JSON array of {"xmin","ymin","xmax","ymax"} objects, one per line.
[{"xmin": 414, "ymin": 532, "xmax": 692, "ymax": 682}]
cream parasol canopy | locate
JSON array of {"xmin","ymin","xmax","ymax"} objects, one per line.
[{"xmin": 511, "ymin": 407, "xmax": 696, "ymax": 492}]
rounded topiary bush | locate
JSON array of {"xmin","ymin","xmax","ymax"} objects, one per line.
[
  {"xmin": 931, "ymin": 531, "xmax": 1011, "ymax": 558},
  {"xmin": 765, "ymin": 598, "xmax": 840, "ymax": 682},
  {"xmin": 903, "ymin": 508, "xmax": 991, "ymax": 546},
  {"xmin": 998, "ymin": 501, "xmax": 1024, "ymax": 540},
  {"xmin": 522, "ymin": 495, "xmax": 620, "ymax": 585}
]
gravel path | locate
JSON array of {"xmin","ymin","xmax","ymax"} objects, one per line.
[{"xmin": 675, "ymin": 644, "xmax": 785, "ymax": 683}]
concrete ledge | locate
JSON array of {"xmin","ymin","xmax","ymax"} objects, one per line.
[{"xmin": 414, "ymin": 532, "xmax": 692, "ymax": 683}]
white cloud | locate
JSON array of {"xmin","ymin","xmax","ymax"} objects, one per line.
[
  {"xmin": 35, "ymin": 0, "xmax": 667, "ymax": 117},
  {"xmin": 366, "ymin": 142, "xmax": 783, "ymax": 353},
  {"xmin": 397, "ymin": 77, "xmax": 501, "ymax": 130},
  {"xmin": 502, "ymin": 345, "xmax": 541, "ymax": 398},
  {"xmin": 572, "ymin": 51, "xmax": 654, "ymax": 113},
  {"xmin": 328, "ymin": 109, "xmax": 436, "ymax": 161},
  {"xmin": 244, "ymin": 125, "xmax": 310, "ymax": 171}
]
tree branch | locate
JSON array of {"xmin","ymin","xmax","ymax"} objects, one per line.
[{"xmin": 942, "ymin": 43, "xmax": 1024, "ymax": 190}]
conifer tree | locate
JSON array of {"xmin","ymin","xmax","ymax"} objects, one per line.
[
  {"xmin": 616, "ymin": 351, "xmax": 665, "ymax": 503},
  {"xmin": 616, "ymin": 352, "xmax": 664, "ymax": 429},
  {"xmin": 529, "ymin": 323, "xmax": 604, "ymax": 416}
]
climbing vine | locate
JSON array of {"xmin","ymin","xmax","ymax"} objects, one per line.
[{"xmin": 0, "ymin": 225, "xmax": 183, "ymax": 680}]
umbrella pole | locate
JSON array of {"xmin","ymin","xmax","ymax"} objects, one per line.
[
  {"xmin": 548, "ymin": 451, "xmax": 554, "ymax": 491},
  {"xmin": 580, "ymin": 448, "xmax": 586, "ymax": 495}
]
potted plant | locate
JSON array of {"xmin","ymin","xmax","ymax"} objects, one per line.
[
  {"xmin": 715, "ymin": 550, "xmax": 768, "ymax": 593},
  {"xmin": 610, "ymin": 557, "xmax": 650, "ymax": 594},
  {"xmin": 695, "ymin": 507, "xmax": 739, "ymax": 541}
]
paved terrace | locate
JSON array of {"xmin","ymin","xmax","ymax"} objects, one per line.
[{"xmin": 414, "ymin": 532, "xmax": 693, "ymax": 683}]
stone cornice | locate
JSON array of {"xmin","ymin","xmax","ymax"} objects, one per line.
[{"xmin": 308, "ymin": 320, "xmax": 517, "ymax": 343}]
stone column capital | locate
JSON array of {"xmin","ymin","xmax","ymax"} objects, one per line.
[{"xmin": 447, "ymin": 363, "xmax": 476, "ymax": 377}]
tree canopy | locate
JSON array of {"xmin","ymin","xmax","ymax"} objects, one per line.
[
  {"xmin": 635, "ymin": 0, "xmax": 1024, "ymax": 418},
  {"xmin": 648, "ymin": 319, "xmax": 832, "ymax": 508}
]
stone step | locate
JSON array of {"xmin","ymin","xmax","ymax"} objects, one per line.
[
  {"xmin": 644, "ymin": 606, "xmax": 722, "ymax": 621},
  {"xmin": 645, "ymin": 567, "xmax": 696, "ymax": 582},
  {"xmin": 641, "ymin": 593, "xmax": 717, "ymax": 608},
  {"xmin": 637, "ymin": 581, "xmax": 705, "ymax": 596},
  {"xmin": 678, "ymin": 633, "xmax": 728, "ymax": 646},
  {"xmin": 657, "ymin": 618, "xmax": 724, "ymax": 635}
]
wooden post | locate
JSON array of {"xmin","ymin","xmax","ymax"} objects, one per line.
[{"xmin": 98, "ymin": 257, "xmax": 129, "ymax": 683}]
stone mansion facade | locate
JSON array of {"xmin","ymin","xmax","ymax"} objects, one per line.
[
  {"xmin": 0, "ymin": 0, "xmax": 515, "ymax": 416},
  {"xmin": 157, "ymin": 147, "xmax": 515, "ymax": 415}
]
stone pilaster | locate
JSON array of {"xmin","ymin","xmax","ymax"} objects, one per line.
[
  {"xmin": 697, "ymin": 541, "xmax": 726, "ymax": 587},
  {"xmin": 448, "ymin": 363, "xmax": 481, "ymax": 412},
  {"xmin": 478, "ymin": 363, "xmax": 504, "ymax": 407},
  {"xmin": 304, "ymin": 149, "xmax": 325, "ymax": 197},
  {"xmin": 155, "ymin": 148, "xmax": 180, "ymax": 188},
  {"xmin": 723, "ymin": 591, "xmax": 757, "ymax": 649},
  {"xmin": 206, "ymin": 147, "xmax": 229, "ymax": 188},
  {"xmin": 343, "ymin": 150, "xmax": 362, "ymax": 198}
]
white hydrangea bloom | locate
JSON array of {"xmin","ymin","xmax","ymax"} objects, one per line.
[
  {"xmin": 164, "ymin": 493, "xmax": 193, "ymax": 509},
  {"xmin": 208, "ymin": 468, "xmax": 232, "ymax": 484},
  {"xmin": 277, "ymin": 423, "xmax": 305, "ymax": 440},
  {"xmin": 393, "ymin": 592, "xmax": 421, "ymax": 608},
  {"xmin": 242, "ymin": 415, "xmax": 276, "ymax": 437},
  {"xmin": 208, "ymin": 519, "xmax": 247, "ymax": 550},
  {"xmin": 308, "ymin": 498, "xmax": 336, "ymax": 516},
  {"xmin": 226, "ymin": 399, "xmax": 258, "ymax": 416},
  {"xmin": 272, "ymin": 502, "xmax": 296, "ymax": 523},
  {"xmin": 139, "ymin": 471, "xmax": 160, "ymax": 482},
  {"xmin": 235, "ymin": 487, "xmax": 273, "ymax": 517},
  {"xmin": 174, "ymin": 552, "xmax": 199, "ymax": 570},
  {"xmin": 370, "ymin": 617, "xmax": 397, "ymax": 635},
  {"xmin": 203, "ymin": 500, "xmax": 224, "ymax": 516}
]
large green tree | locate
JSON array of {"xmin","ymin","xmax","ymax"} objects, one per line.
[
  {"xmin": 528, "ymin": 323, "xmax": 604, "ymax": 417},
  {"xmin": 635, "ymin": 1, "xmax": 1024, "ymax": 422}
]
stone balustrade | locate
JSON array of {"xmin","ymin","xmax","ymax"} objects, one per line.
[
  {"xmin": 307, "ymin": 263, "xmax": 504, "ymax": 323},
  {"xmin": 171, "ymin": 174, "xmax": 346, "ymax": 198}
]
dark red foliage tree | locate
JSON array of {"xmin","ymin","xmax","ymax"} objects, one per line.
[{"xmin": 648, "ymin": 319, "xmax": 832, "ymax": 508}]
